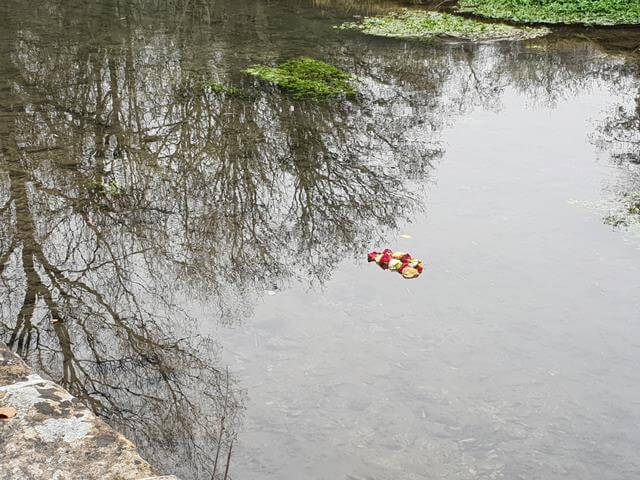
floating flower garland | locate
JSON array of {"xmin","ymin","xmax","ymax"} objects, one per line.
[{"xmin": 367, "ymin": 249, "xmax": 424, "ymax": 279}]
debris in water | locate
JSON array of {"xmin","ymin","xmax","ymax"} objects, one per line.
[
  {"xmin": 0, "ymin": 406, "xmax": 17, "ymax": 419},
  {"xmin": 367, "ymin": 248, "xmax": 424, "ymax": 279}
]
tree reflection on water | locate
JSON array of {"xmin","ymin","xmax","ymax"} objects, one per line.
[
  {"xmin": 2, "ymin": 0, "xmax": 640, "ymax": 478},
  {"xmin": 0, "ymin": 0, "xmax": 424, "ymax": 477}
]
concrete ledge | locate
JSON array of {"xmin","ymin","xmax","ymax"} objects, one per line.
[{"xmin": 0, "ymin": 344, "xmax": 179, "ymax": 480}]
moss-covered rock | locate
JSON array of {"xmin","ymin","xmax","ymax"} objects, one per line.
[
  {"xmin": 244, "ymin": 57, "xmax": 355, "ymax": 98},
  {"xmin": 457, "ymin": 0, "xmax": 640, "ymax": 26},
  {"xmin": 337, "ymin": 10, "xmax": 549, "ymax": 42}
]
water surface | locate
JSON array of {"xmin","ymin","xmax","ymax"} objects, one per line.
[{"xmin": 1, "ymin": 1, "xmax": 640, "ymax": 479}]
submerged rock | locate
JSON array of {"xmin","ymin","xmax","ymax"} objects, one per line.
[{"xmin": 337, "ymin": 10, "xmax": 550, "ymax": 42}]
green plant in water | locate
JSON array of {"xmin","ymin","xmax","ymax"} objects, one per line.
[
  {"xmin": 457, "ymin": 0, "xmax": 640, "ymax": 25},
  {"xmin": 603, "ymin": 214, "xmax": 628, "ymax": 228},
  {"xmin": 627, "ymin": 192, "xmax": 640, "ymax": 215},
  {"xmin": 603, "ymin": 192, "xmax": 640, "ymax": 229},
  {"xmin": 244, "ymin": 57, "xmax": 355, "ymax": 98},
  {"xmin": 337, "ymin": 10, "xmax": 549, "ymax": 41},
  {"xmin": 178, "ymin": 72, "xmax": 240, "ymax": 97},
  {"xmin": 208, "ymin": 82, "xmax": 240, "ymax": 95},
  {"xmin": 88, "ymin": 179, "xmax": 124, "ymax": 197}
]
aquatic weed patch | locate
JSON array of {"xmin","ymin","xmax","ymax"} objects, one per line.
[
  {"xmin": 208, "ymin": 82, "xmax": 240, "ymax": 95},
  {"xmin": 457, "ymin": 0, "xmax": 640, "ymax": 25},
  {"xmin": 177, "ymin": 72, "xmax": 241, "ymax": 98},
  {"xmin": 603, "ymin": 192, "xmax": 640, "ymax": 228},
  {"xmin": 337, "ymin": 10, "xmax": 549, "ymax": 41},
  {"xmin": 244, "ymin": 57, "xmax": 355, "ymax": 98}
]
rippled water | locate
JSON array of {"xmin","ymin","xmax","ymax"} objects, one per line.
[{"xmin": 1, "ymin": 1, "xmax": 640, "ymax": 479}]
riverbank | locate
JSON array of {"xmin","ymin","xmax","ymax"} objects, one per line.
[
  {"xmin": 457, "ymin": 0, "xmax": 640, "ymax": 25},
  {"xmin": 0, "ymin": 343, "xmax": 178, "ymax": 480}
]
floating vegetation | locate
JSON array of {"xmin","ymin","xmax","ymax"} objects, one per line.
[
  {"xmin": 337, "ymin": 10, "xmax": 550, "ymax": 42},
  {"xmin": 457, "ymin": 0, "xmax": 640, "ymax": 26},
  {"xmin": 244, "ymin": 57, "xmax": 355, "ymax": 98},
  {"xmin": 176, "ymin": 72, "xmax": 241, "ymax": 98},
  {"xmin": 208, "ymin": 82, "xmax": 240, "ymax": 95},
  {"xmin": 603, "ymin": 192, "xmax": 640, "ymax": 228},
  {"xmin": 629, "ymin": 193, "xmax": 640, "ymax": 216},
  {"xmin": 603, "ymin": 214, "xmax": 629, "ymax": 228},
  {"xmin": 87, "ymin": 179, "xmax": 125, "ymax": 197}
]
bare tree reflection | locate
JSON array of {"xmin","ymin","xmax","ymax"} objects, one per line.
[
  {"xmin": 593, "ymin": 84, "xmax": 640, "ymax": 229},
  {"xmin": 0, "ymin": 0, "xmax": 422, "ymax": 478},
  {"xmin": 4, "ymin": 0, "xmax": 640, "ymax": 477}
]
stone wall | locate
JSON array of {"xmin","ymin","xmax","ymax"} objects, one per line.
[{"xmin": 0, "ymin": 343, "xmax": 178, "ymax": 480}]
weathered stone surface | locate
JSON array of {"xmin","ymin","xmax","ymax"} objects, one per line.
[
  {"xmin": 0, "ymin": 346, "xmax": 30, "ymax": 385},
  {"xmin": 0, "ymin": 343, "xmax": 179, "ymax": 480}
]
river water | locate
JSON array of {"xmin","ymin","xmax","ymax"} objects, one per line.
[{"xmin": 1, "ymin": 1, "xmax": 640, "ymax": 479}]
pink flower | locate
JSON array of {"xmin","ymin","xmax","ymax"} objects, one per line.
[{"xmin": 367, "ymin": 251, "xmax": 379, "ymax": 262}]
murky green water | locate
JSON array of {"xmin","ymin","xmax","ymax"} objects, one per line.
[{"xmin": 2, "ymin": 1, "xmax": 640, "ymax": 479}]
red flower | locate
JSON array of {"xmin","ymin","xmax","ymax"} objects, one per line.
[
  {"xmin": 416, "ymin": 265, "xmax": 423, "ymax": 273},
  {"xmin": 367, "ymin": 251, "xmax": 379, "ymax": 262},
  {"xmin": 401, "ymin": 254, "xmax": 412, "ymax": 263},
  {"xmin": 399, "ymin": 262, "xmax": 409, "ymax": 273},
  {"xmin": 383, "ymin": 248, "xmax": 393, "ymax": 255},
  {"xmin": 379, "ymin": 253, "xmax": 391, "ymax": 265}
]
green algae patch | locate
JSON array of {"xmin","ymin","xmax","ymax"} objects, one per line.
[
  {"xmin": 244, "ymin": 57, "xmax": 355, "ymax": 99},
  {"xmin": 337, "ymin": 10, "xmax": 549, "ymax": 42},
  {"xmin": 457, "ymin": 0, "xmax": 640, "ymax": 25},
  {"xmin": 208, "ymin": 82, "xmax": 240, "ymax": 95}
]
